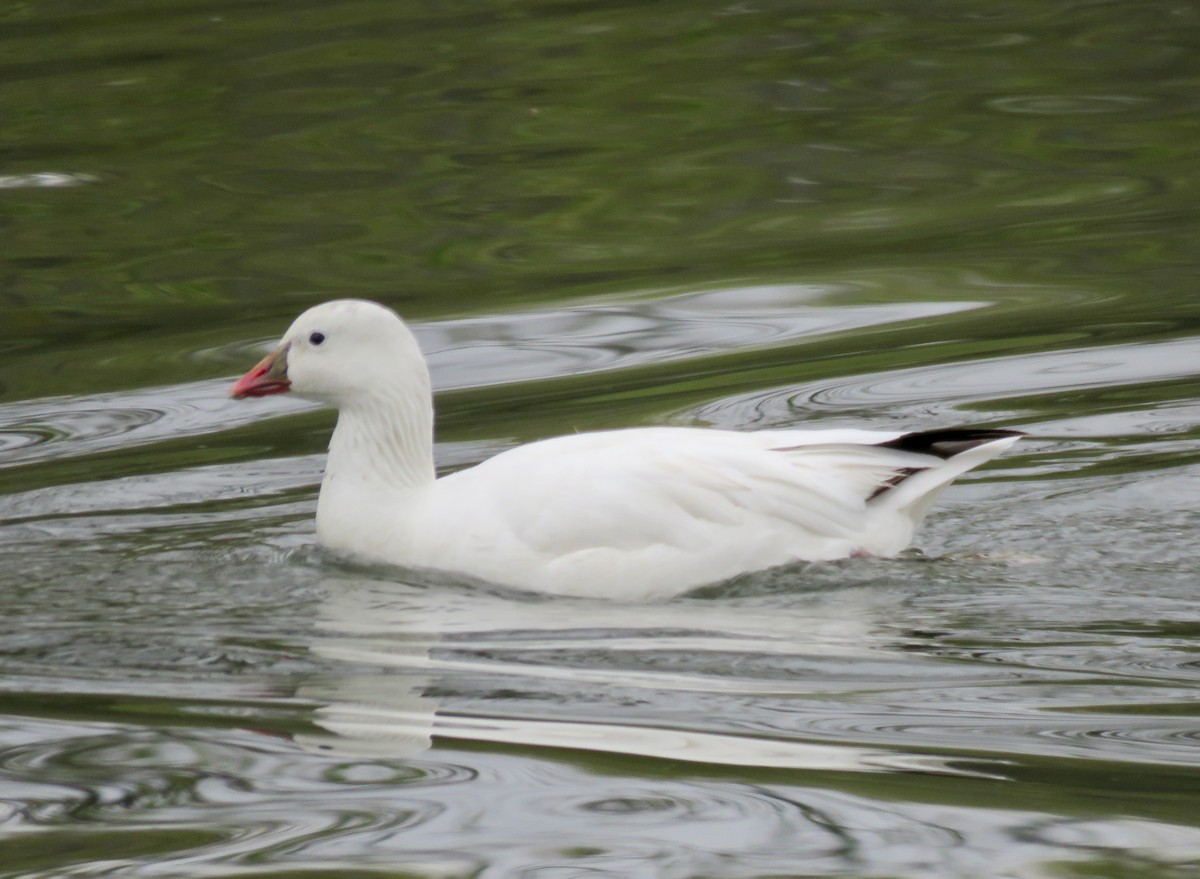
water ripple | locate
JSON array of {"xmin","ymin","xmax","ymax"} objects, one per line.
[
  {"xmin": 0, "ymin": 407, "xmax": 162, "ymax": 453},
  {"xmin": 693, "ymin": 336, "xmax": 1200, "ymax": 429},
  {"xmin": 0, "ymin": 284, "xmax": 972, "ymax": 474},
  {"xmin": 417, "ymin": 284, "xmax": 974, "ymax": 389},
  {"xmin": 4, "ymin": 0, "xmax": 1200, "ymax": 875},
  {"xmin": 7, "ymin": 716, "xmax": 1194, "ymax": 879},
  {"xmin": 0, "ymin": 379, "xmax": 310, "ymax": 470},
  {"xmin": 0, "ymin": 171, "xmax": 98, "ymax": 188},
  {"xmin": 985, "ymin": 93, "xmax": 1156, "ymax": 115}
]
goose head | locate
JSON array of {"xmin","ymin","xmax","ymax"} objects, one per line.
[{"xmin": 230, "ymin": 299, "xmax": 429, "ymax": 408}]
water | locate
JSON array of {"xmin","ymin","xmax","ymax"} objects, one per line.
[{"xmin": 3, "ymin": 0, "xmax": 1200, "ymax": 876}]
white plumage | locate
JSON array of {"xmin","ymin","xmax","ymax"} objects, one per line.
[{"xmin": 231, "ymin": 299, "xmax": 1022, "ymax": 599}]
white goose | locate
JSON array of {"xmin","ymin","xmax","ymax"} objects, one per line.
[{"xmin": 231, "ymin": 300, "xmax": 1022, "ymax": 599}]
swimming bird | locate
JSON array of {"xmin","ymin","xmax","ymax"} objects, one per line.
[{"xmin": 231, "ymin": 299, "xmax": 1022, "ymax": 599}]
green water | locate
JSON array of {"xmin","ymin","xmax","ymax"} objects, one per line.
[{"xmin": 3, "ymin": 1, "xmax": 1200, "ymax": 877}]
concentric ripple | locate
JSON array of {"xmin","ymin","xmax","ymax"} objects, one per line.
[
  {"xmin": 693, "ymin": 336, "xmax": 1200, "ymax": 430},
  {"xmin": 4, "ymin": 0, "xmax": 1200, "ymax": 875}
]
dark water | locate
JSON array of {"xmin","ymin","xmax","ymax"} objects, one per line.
[{"xmin": 3, "ymin": 1, "xmax": 1200, "ymax": 876}]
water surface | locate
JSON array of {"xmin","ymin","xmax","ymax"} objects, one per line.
[{"xmin": 3, "ymin": 1, "xmax": 1200, "ymax": 877}]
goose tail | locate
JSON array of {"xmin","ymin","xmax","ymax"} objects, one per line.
[{"xmin": 868, "ymin": 428, "xmax": 1024, "ymax": 523}]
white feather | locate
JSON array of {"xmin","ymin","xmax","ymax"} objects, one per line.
[{"xmin": 237, "ymin": 300, "xmax": 1021, "ymax": 599}]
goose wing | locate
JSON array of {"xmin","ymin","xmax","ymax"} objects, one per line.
[{"xmin": 451, "ymin": 427, "xmax": 1018, "ymax": 557}]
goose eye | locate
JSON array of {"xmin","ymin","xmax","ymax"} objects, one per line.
[{"xmin": 309, "ymin": 331, "xmax": 326, "ymax": 346}]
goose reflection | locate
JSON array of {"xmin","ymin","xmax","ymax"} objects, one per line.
[{"xmin": 297, "ymin": 572, "xmax": 994, "ymax": 777}]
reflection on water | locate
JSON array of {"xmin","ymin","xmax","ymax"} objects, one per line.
[
  {"xmin": 4, "ymin": 282, "xmax": 1200, "ymax": 877},
  {"xmin": 3, "ymin": 276, "xmax": 1200, "ymax": 874},
  {"xmin": 0, "ymin": 172, "xmax": 99, "ymax": 189},
  {"xmin": 302, "ymin": 576, "xmax": 986, "ymax": 776},
  {"xmin": 420, "ymin": 284, "xmax": 975, "ymax": 388},
  {"xmin": 696, "ymin": 336, "xmax": 1200, "ymax": 438},
  {"xmin": 0, "ymin": 284, "xmax": 967, "ymax": 472},
  {"xmin": 4, "ymin": 0, "xmax": 1200, "ymax": 875},
  {"xmin": 4, "ymin": 539, "xmax": 1200, "ymax": 878}
]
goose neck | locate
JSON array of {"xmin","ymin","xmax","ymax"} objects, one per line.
[{"xmin": 326, "ymin": 389, "xmax": 435, "ymax": 491}]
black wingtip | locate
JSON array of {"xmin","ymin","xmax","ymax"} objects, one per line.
[{"xmin": 876, "ymin": 428, "xmax": 1025, "ymax": 460}]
